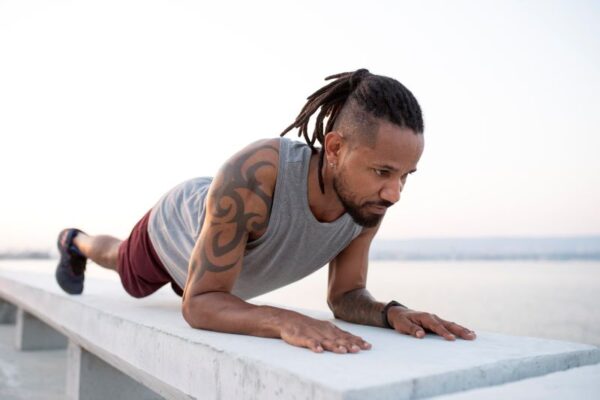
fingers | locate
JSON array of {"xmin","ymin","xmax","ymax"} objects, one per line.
[
  {"xmin": 397, "ymin": 312, "xmax": 477, "ymax": 341},
  {"xmin": 356, "ymin": 337, "xmax": 373, "ymax": 350},
  {"xmin": 305, "ymin": 337, "xmax": 368, "ymax": 354},
  {"xmin": 294, "ymin": 337, "xmax": 324, "ymax": 353},
  {"xmin": 326, "ymin": 324, "xmax": 371, "ymax": 353},
  {"xmin": 282, "ymin": 323, "xmax": 371, "ymax": 354},
  {"xmin": 320, "ymin": 333, "xmax": 371, "ymax": 354},
  {"xmin": 443, "ymin": 321, "xmax": 477, "ymax": 340},
  {"xmin": 422, "ymin": 316, "xmax": 456, "ymax": 341},
  {"xmin": 392, "ymin": 316, "xmax": 426, "ymax": 339},
  {"xmin": 320, "ymin": 338, "xmax": 352, "ymax": 353},
  {"xmin": 334, "ymin": 327, "xmax": 371, "ymax": 350}
]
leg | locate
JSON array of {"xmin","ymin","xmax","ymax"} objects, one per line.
[{"xmin": 73, "ymin": 233, "xmax": 122, "ymax": 271}]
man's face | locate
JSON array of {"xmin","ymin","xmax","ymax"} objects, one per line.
[{"xmin": 332, "ymin": 121, "xmax": 424, "ymax": 227}]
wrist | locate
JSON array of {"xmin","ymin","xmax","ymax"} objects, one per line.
[
  {"xmin": 382, "ymin": 300, "xmax": 408, "ymax": 329},
  {"xmin": 263, "ymin": 306, "xmax": 304, "ymax": 338}
]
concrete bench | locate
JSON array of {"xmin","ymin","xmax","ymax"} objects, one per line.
[
  {"xmin": 435, "ymin": 363, "xmax": 600, "ymax": 399},
  {"xmin": 1, "ymin": 261, "xmax": 599, "ymax": 400}
]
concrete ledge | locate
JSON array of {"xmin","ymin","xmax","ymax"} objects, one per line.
[
  {"xmin": 15, "ymin": 308, "xmax": 68, "ymax": 351},
  {"xmin": 0, "ymin": 263, "xmax": 599, "ymax": 400},
  {"xmin": 433, "ymin": 363, "xmax": 600, "ymax": 399},
  {"xmin": 0, "ymin": 298, "xmax": 16, "ymax": 324},
  {"xmin": 67, "ymin": 341, "xmax": 163, "ymax": 400},
  {"xmin": 0, "ymin": 323, "xmax": 67, "ymax": 399}
]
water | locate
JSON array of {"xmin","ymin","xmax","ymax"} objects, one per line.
[
  {"xmin": 3, "ymin": 260, "xmax": 599, "ymax": 346},
  {"xmin": 255, "ymin": 260, "xmax": 600, "ymax": 346}
]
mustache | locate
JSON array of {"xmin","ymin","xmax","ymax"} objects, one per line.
[{"xmin": 364, "ymin": 200, "xmax": 394, "ymax": 208}]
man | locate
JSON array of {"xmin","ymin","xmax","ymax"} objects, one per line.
[{"xmin": 56, "ymin": 69, "xmax": 476, "ymax": 354}]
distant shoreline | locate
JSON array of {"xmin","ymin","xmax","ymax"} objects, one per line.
[
  {"xmin": 2, "ymin": 235, "xmax": 599, "ymax": 262},
  {"xmin": 2, "ymin": 255, "xmax": 599, "ymax": 261},
  {"xmin": 0, "ymin": 251, "xmax": 53, "ymax": 260},
  {"xmin": 369, "ymin": 254, "xmax": 600, "ymax": 261},
  {"xmin": 370, "ymin": 235, "xmax": 600, "ymax": 261}
]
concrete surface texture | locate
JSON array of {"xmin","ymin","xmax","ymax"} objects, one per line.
[
  {"xmin": 0, "ymin": 324, "xmax": 67, "ymax": 400},
  {"xmin": 15, "ymin": 308, "xmax": 68, "ymax": 351},
  {"xmin": 1, "ymin": 261, "xmax": 599, "ymax": 400},
  {"xmin": 66, "ymin": 342, "xmax": 163, "ymax": 400},
  {"xmin": 432, "ymin": 363, "xmax": 600, "ymax": 400},
  {"xmin": 0, "ymin": 300, "xmax": 16, "ymax": 323}
]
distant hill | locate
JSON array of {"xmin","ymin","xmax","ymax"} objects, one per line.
[
  {"xmin": 2, "ymin": 236, "xmax": 599, "ymax": 261},
  {"xmin": 370, "ymin": 236, "xmax": 600, "ymax": 261},
  {"xmin": 0, "ymin": 250, "xmax": 52, "ymax": 260}
]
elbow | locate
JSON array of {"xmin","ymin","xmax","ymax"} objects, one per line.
[
  {"xmin": 327, "ymin": 297, "xmax": 334, "ymax": 312},
  {"xmin": 181, "ymin": 290, "xmax": 231, "ymax": 330},
  {"xmin": 182, "ymin": 294, "xmax": 210, "ymax": 329},
  {"xmin": 327, "ymin": 296, "xmax": 341, "ymax": 319},
  {"xmin": 181, "ymin": 296, "xmax": 196, "ymax": 328}
]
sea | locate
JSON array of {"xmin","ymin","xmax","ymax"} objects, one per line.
[
  {"xmin": 256, "ymin": 260, "xmax": 600, "ymax": 347},
  {"xmin": 1, "ymin": 258, "xmax": 599, "ymax": 347}
]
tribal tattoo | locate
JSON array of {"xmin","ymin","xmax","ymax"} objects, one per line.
[{"xmin": 190, "ymin": 143, "xmax": 279, "ymax": 284}]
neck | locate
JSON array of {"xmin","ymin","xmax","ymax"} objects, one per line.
[{"xmin": 307, "ymin": 152, "xmax": 346, "ymax": 223}]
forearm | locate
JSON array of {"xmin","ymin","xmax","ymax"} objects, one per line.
[
  {"xmin": 182, "ymin": 291, "xmax": 304, "ymax": 338},
  {"xmin": 183, "ymin": 291, "xmax": 374, "ymax": 353},
  {"xmin": 329, "ymin": 288, "xmax": 387, "ymax": 328}
]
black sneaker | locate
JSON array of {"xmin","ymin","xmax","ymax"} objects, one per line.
[{"xmin": 55, "ymin": 228, "xmax": 87, "ymax": 295}]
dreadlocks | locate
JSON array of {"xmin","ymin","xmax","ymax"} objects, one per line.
[{"xmin": 280, "ymin": 68, "xmax": 424, "ymax": 194}]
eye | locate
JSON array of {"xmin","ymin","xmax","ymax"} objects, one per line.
[{"xmin": 373, "ymin": 169, "xmax": 389, "ymax": 177}]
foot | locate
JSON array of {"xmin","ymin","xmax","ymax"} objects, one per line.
[{"xmin": 55, "ymin": 228, "xmax": 87, "ymax": 295}]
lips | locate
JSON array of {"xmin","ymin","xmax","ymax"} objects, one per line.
[{"xmin": 368, "ymin": 204, "xmax": 387, "ymax": 214}]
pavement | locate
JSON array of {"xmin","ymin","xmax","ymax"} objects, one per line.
[{"xmin": 0, "ymin": 324, "xmax": 66, "ymax": 400}]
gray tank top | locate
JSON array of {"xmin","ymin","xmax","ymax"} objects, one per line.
[{"xmin": 147, "ymin": 138, "xmax": 363, "ymax": 300}]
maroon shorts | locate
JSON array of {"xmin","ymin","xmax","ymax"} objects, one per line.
[{"xmin": 117, "ymin": 210, "xmax": 184, "ymax": 298}]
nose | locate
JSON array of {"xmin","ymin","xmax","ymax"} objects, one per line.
[{"xmin": 380, "ymin": 179, "xmax": 402, "ymax": 205}]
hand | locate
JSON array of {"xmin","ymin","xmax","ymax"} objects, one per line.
[
  {"xmin": 279, "ymin": 314, "xmax": 372, "ymax": 354},
  {"xmin": 387, "ymin": 307, "xmax": 476, "ymax": 341}
]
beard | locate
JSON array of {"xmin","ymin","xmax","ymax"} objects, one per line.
[{"xmin": 332, "ymin": 172, "xmax": 391, "ymax": 228}]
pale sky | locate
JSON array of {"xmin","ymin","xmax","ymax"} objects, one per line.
[{"xmin": 1, "ymin": 0, "xmax": 599, "ymax": 251}]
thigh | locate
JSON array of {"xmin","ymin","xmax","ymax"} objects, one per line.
[{"xmin": 117, "ymin": 209, "xmax": 183, "ymax": 298}]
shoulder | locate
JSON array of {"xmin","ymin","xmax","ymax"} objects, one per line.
[
  {"xmin": 210, "ymin": 138, "xmax": 281, "ymax": 202},
  {"xmin": 242, "ymin": 137, "xmax": 281, "ymax": 165},
  {"xmin": 231, "ymin": 138, "xmax": 280, "ymax": 188},
  {"xmin": 225, "ymin": 138, "xmax": 281, "ymax": 169}
]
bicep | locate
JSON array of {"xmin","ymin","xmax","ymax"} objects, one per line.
[
  {"xmin": 184, "ymin": 139, "xmax": 279, "ymax": 298},
  {"xmin": 184, "ymin": 177, "xmax": 249, "ymax": 297}
]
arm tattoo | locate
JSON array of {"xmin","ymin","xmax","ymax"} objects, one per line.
[
  {"xmin": 330, "ymin": 288, "xmax": 386, "ymax": 327},
  {"xmin": 190, "ymin": 144, "xmax": 278, "ymax": 283}
]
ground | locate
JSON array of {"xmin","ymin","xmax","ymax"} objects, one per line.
[{"xmin": 0, "ymin": 324, "xmax": 66, "ymax": 400}]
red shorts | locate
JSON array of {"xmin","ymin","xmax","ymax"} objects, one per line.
[{"xmin": 117, "ymin": 210, "xmax": 184, "ymax": 298}]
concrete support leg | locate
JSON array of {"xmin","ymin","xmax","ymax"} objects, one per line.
[
  {"xmin": 0, "ymin": 298, "xmax": 17, "ymax": 324},
  {"xmin": 66, "ymin": 342, "xmax": 163, "ymax": 400},
  {"xmin": 15, "ymin": 308, "xmax": 68, "ymax": 350}
]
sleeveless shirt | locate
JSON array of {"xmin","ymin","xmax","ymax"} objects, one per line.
[{"xmin": 147, "ymin": 138, "xmax": 363, "ymax": 300}]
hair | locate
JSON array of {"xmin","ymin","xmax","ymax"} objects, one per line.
[{"xmin": 280, "ymin": 68, "xmax": 424, "ymax": 193}]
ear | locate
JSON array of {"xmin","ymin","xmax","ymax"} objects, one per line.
[{"xmin": 324, "ymin": 131, "xmax": 346, "ymax": 165}]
